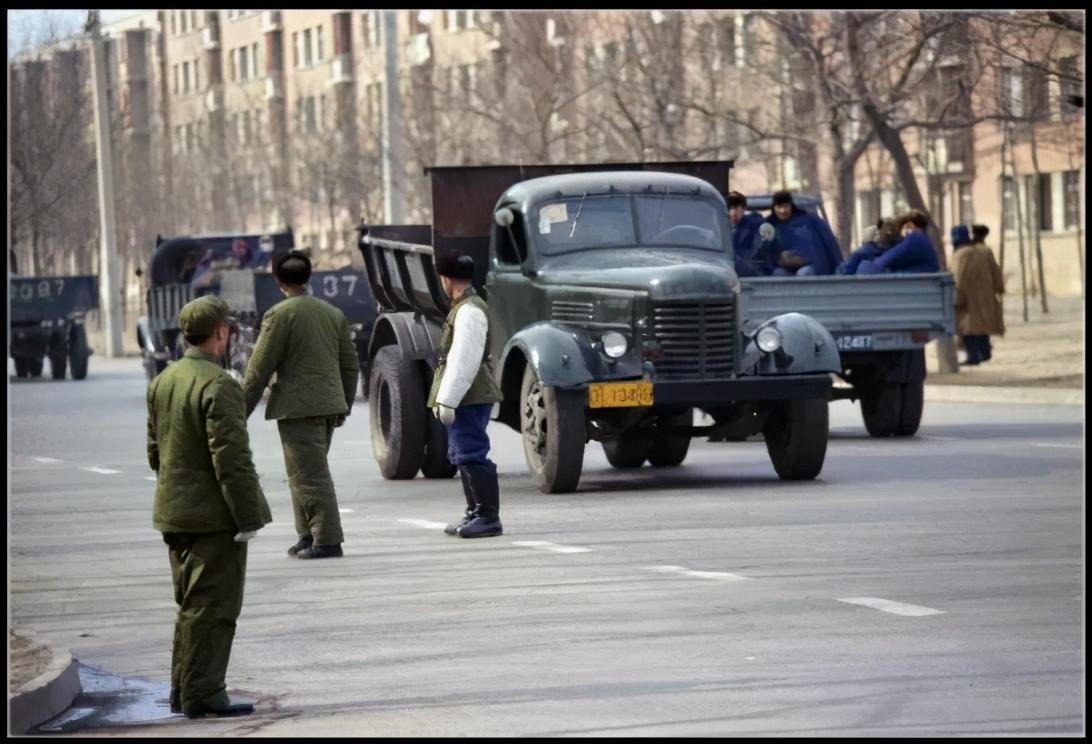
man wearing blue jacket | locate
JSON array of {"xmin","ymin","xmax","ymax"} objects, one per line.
[
  {"xmin": 727, "ymin": 191, "xmax": 772, "ymax": 276},
  {"xmin": 766, "ymin": 191, "xmax": 844, "ymax": 275},
  {"xmin": 858, "ymin": 210, "xmax": 940, "ymax": 274}
]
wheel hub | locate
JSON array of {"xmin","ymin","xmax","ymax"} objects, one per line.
[{"xmin": 522, "ymin": 381, "xmax": 547, "ymax": 461}]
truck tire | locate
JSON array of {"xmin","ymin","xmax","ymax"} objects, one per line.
[
  {"xmin": 894, "ymin": 379, "xmax": 924, "ymax": 437},
  {"xmin": 520, "ymin": 366, "xmax": 585, "ymax": 493},
  {"xmin": 28, "ymin": 356, "xmax": 44, "ymax": 377},
  {"xmin": 14, "ymin": 357, "xmax": 29, "ymax": 378},
  {"xmin": 648, "ymin": 408, "xmax": 693, "ymax": 467},
  {"xmin": 860, "ymin": 382, "xmax": 900, "ymax": 438},
  {"xmin": 369, "ymin": 346, "xmax": 426, "ymax": 479},
  {"xmin": 50, "ymin": 347, "xmax": 67, "ymax": 380},
  {"xmin": 763, "ymin": 398, "xmax": 828, "ymax": 481},
  {"xmin": 421, "ymin": 412, "xmax": 457, "ymax": 479},
  {"xmin": 602, "ymin": 432, "xmax": 652, "ymax": 469},
  {"xmin": 69, "ymin": 326, "xmax": 90, "ymax": 380}
]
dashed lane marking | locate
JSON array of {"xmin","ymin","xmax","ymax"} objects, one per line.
[
  {"xmin": 83, "ymin": 467, "xmax": 121, "ymax": 475},
  {"xmin": 398, "ymin": 518, "xmax": 448, "ymax": 530},
  {"xmin": 33, "ymin": 457, "xmax": 62, "ymax": 463},
  {"xmin": 1030, "ymin": 442, "xmax": 1082, "ymax": 449},
  {"xmin": 511, "ymin": 540, "xmax": 593, "ymax": 554},
  {"xmin": 641, "ymin": 565, "xmax": 751, "ymax": 581},
  {"xmin": 145, "ymin": 477, "xmax": 157, "ymax": 482},
  {"xmin": 837, "ymin": 597, "xmax": 945, "ymax": 616},
  {"xmin": 339, "ymin": 508, "xmax": 354, "ymax": 514}
]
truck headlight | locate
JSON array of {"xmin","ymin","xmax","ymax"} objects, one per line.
[
  {"xmin": 601, "ymin": 331, "xmax": 628, "ymax": 359},
  {"xmin": 756, "ymin": 325, "xmax": 782, "ymax": 353}
]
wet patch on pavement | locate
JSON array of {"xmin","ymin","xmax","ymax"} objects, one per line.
[{"xmin": 34, "ymin": 665, "xmax": 178, "ymax": 733}]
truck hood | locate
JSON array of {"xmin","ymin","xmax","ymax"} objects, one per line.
[{"xmin": 535, "ymin": 248, "xmax": 738, "ymax": 298}]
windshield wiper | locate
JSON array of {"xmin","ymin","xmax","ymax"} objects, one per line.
[{"xmin": 569, "ymin": 191, "xmax": 588, "ymax": 239}]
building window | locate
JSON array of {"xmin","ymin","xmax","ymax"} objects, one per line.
[
  {"xmin": 173, "ymin": 64, "xmax": 179, "ymax": 94},
  {"xmin": 193, "ymin": 58, "xmax": 200, "ymax": 90},
  {"xmin": 720, "ymin": 16, "xmax": 736, "ymax": 69},
  {"xmin": 1063, "ymin": 170, "xmax": 1081, "ymax": 231},
  {"xmin": 858, "ymin": 188, "xmax": 881, "ymax": 235},
  {"xmin": 1002, "ymin": 176, "xmax": 1016, "ymax": 232},
  {"xmin": 316, "ymin": 25, "xmax": 324, "ymax": 62},
  {"xmin": 292, "ymin": 32, "xmax": 299, "ymax": 68},
  {"xmin": 1000, "ymin": 66, "xmax": 1022, "ymax": 118},
  {"xmin": 239, "ymin": 46, "xmax": 249, "ymax": 80},
  {"xmin": 170, "ymin": 11, "xmax": 176, "ymax": 35},
  {"xmin": 180, "ymin": 10, "xmax": 188, "ymax": 33},
  {"xmin": 304, "ymin": 96, "xmax": 317, "ymax": 133},
  {"xmin": 741, "ymin": 13, "xmax": 757, "ymax": 64},
  {"xmin": 303, "ymin": 28, "xmax": 313, "ymax": 67},
  {"xmin": 1022, "ymin": 65, "xmax": 1048, "ymax": 119},
  {"xmin": 191, "ymin": 10, "xmax": 198, "ymax": 30},
  {"xmin": 182, "ymin": 61, "xmax": 190, "ymax": 93},
  {"xmin": 253, "ymin": 43, "xmax": 261, "ymax": 78},
  {"xmin": 364, "ymin": 10, "xmax": 380, "ymax": 49},
  {"xmin": 1059, "ymin": 56, "xmax": 1081, "ymax": 116},
  {"xmin": 957, "ymin": 181, "xmax": 974, "ymax": 225}
]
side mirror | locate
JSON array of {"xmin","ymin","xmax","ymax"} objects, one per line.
[{"xmin": 494, "ymin": 207, "xmax": 515, "ymax": 228}]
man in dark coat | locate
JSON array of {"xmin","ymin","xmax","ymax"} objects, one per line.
[
  {"xmin": 727, "ymin": 191, "xmax": 773, "ymax": 276},
  {"xmin": 951, "ymin": 224, "xmax": 1005, "ymax": 364},
  {"xmin": 147, "ymin": 295, "xmax": 272, "ymax": 718},
  {"xmin": 243, "ymin": 250, "xmax": 359, "ymax": 559},
  {"xmin": 766, "ymin": 190, "xmax": 844, "ymax": 275},
  {"xmin": 858, "ymin": 210, "xmax": 940, "ymax": 274}
]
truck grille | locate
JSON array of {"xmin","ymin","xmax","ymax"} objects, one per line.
[{"xmin": 650, "ymin": 301, "xmax": 736, "ymax": 380}]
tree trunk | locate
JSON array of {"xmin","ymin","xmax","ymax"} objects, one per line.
[
  {"xmin": 1028, "ymin": 126, "xmax": 1049, "ymax": 312},
  {"xmin": 998, "ymin": 126, "xmax": 1008, "ymax": 276},
  {"xmin": 1012, "ymin": 158, "xmax": 1030, "ymax": 323}
]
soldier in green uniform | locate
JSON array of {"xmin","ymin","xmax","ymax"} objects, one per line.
[
  {"xmin": 244, "ymin": 249, "xmax": 359, "ymax": 559},
  {"xmin": 146, "ymin": 296, "xmax": 272, "ymax": 718},
  {"xmin": 428, "ymin": 252, "xmax": 504, "ymax": 538}
]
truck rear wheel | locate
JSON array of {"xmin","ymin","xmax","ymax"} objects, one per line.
[
  {"xmin": 894, "ymin": 379, "xmax": 924, "ymax": 436},
  {"xmin": 602, "ymin": 432, "xmax": 652, "ymax": 469},
  {"xmin": 14, "ymin": 357, "xmax": 29, "ymax": 378},
  {"xmin": 860, "ymin": 382, "xmax": 900, "ymax": 437},
  {"xmin": 50, "ymin": 347, "xmax": 67, "ymax": 380},
  {"xmin": 648, "ymin": 408, "xmax": 693, "ymax": 467},
  {"xmin": 69, "ymin": 326, "xmax": 89, "ymax": 380},
  {"xmin": 369, "ymin": 346, "xmax": 426, "ymax": 479},
  {"xmin": 421, "ymin": 413, "xmax": 457, "ymax": 479},
  {"xmin": 520, "ymin": 366, "xmax": 585, "ymax": 493},
  {"xmin": 763, "ymin": 398, "xmax": 828, "ymax": 480},
  {"xmin": 28, "ymin": 356, "xmax": 44, "ymax": 377}
]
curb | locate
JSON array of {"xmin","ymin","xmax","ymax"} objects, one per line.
[
  {"xmin": 925, "ymin": 384, "xmax": 1083, "ymax": 406},
  {"xmin": 8, "ymin": 633, "xmax": 82, "ymax": 735}
]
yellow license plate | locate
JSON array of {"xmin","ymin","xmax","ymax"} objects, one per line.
[{"xmin": 588, "ymin": 381, "xmax": 654, "ymax": 409}]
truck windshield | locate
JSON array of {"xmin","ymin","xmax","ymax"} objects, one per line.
[{"xmin": 532, "ymin": 193, "xmax": 724, "ymax": 256}]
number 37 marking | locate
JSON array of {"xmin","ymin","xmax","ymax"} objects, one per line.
[{"xmin": 319, "ymin": 275, "xmax": 357, "ymax": 298}]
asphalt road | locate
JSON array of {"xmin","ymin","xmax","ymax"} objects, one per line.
[{"xmin": 8, "ymin": 357, "xmax": 1085, "ymax": 736}]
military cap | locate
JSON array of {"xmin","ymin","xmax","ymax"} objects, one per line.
[
  {"xmin": 435, "ymin": 251, "xmax": 475, "ymax": 280},
  {"xmin": 179, "ymin": 296, "xmax": 233, "ymax": 337}
]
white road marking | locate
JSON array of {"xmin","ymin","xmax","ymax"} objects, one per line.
[
  {"xmin": 837, "ymin": 597, "xmax": 945, "ymax": 616},
  {"xmin": 83, "ymin": 467, "xmax": 121, "ymax": 475},
  {"xmin": 145, "ymin": 477, "xmax": 157, "ymax": 482},
  {"xmin": 641, "ymin": 565, "xmax": 751, "ymax": 581},
  {"xmin": 343, "ymin": 440, "xmax": 369, "ymax": 445},
  {"xmin": 1030, "ymin": 442, "xmax": 1082, "ymax": 449},
  {"xmin": 338, "ymin": 508, "xmax": 354, "ymax": 514},
  {"xmin": 398, "ymin": 518, "xmax": 448, "ymax": 530},
  {"xmin": 33, "ymin": 457, "xmax": 61, "ymax": 463},
  {"xmin": 919, "ymin": 435, "xmax": 962, "ymax": 442},
  {"xmin": 512, "ymin": 540, "xmax": 593, "ymax": 554}
]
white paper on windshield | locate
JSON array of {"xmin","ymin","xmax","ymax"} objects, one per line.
[{"xmin": 538, "ymin": 203, "xmax": 569, "ymax": 234}]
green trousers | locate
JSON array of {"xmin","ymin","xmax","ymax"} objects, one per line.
[
  {"xmin": 277, "ymin": 416, "xmax": 344, "ymax": 546},
  {"xmin": 164, "ymin": 531, "xmax": 247, "ymax": 712}
]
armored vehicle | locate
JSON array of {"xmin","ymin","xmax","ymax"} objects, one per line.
[
  {"xmin": 359, "ymin": 162, "xmax": 841, "ymax": 493},
  {"xmin": 10, "ymin": 272, "xmax": 98, "ymax": 380}
]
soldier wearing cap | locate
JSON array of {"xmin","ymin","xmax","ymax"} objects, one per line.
[
  {"xmin": 147, "ymin": 295, "xmax": 272, "ymax": 718},
  {"xmin": 429, "ymin": 251, "xmax": 504, "ymax": 538},
  {"xmin": 243, "ymin": 249, "xmax": 359, "ymax": 559}
]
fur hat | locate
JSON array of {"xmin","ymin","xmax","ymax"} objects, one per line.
[
  {"xmin": 876, "ymin": 218, "xmax": 902, "ymax": 248},
  {"xmin": 435, "ymin": 251, "xmax": 475, "ymax": 280},
  {"xmin": 950, "ymin": 224, "xmax": 971, "ymax": 247},
  {"xmin": 727, "ymin": 191, "xmax": 747, "ymax": 209}
]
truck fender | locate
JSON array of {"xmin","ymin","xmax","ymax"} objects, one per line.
[
  {"xmin": 364, "ymin": 312, "xmax": 439, "ymax": 397},
  {"xmin": 136, "ymin": 316, "xmax": 158, "ymax": 354},
  {"xmin": 741, "ymin": 312, "xmax": 842, "ymax": 376},
  {"xmin": 500, "ymin": 323, "xmax": 599, "ymax": 390}
]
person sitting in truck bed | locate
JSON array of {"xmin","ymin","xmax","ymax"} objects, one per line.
[
  {"xmin": 856, "ymin": 209, "xmax": 940, "ymax": 275},
  {"xmin": 727, "ymin": 191, "xmax": 774, "ymax": 276},
  {"xmin": 836, "ymin": 217, "xmax": 901, "ymax": 275},
  {"xmin": 765, "ymin": 190, "xmax": 844, "ymax": 276},
  {"xmin": 191, "ymin": 239, "xmax": 257, "ymax": 292}
]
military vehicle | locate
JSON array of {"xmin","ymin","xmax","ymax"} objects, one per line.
[
  {"xmin": 358, "ymin": 161, "xmax": 842, "ymax": 493},
  {"xmin": 736, "ymin": 194, "xmax": 955, "ymax": 437},
  {"xmin": 10, "ymin": 257, "xmax": 98, "ymax": 380}
]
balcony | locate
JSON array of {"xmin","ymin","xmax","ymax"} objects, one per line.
[
  {"xmin": 205, "ymin": 82, "xmax": 223, "ymax": 112},
  {"xmin": 327, "ymin": 54, "xmax": 353, "ymax": 86},
  {"xmin": 265, "ymin": 72, "xmax": 284, "ymax": 100},
  {"xmin": 201, "ymin": 25, "xmax": 219, "ymax": 50},
  {"xmin": 261, "ymin": 10, "xmax": 282, "ymax": 33}
]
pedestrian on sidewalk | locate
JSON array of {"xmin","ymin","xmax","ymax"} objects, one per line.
[
  {"xmin": 951, "ymin": 224, "xmax": 1005, "ymax": 365},
  {"xmin": 147, "ymin": 295, "xmax": 272, "ymax": 718},
  {"xmin": 428, "ymin": 252, "xmax": 505, "ymax": 538},
  {"xmin": 243, "ymin": 249, "xmax": 359, "ymax": 559}
]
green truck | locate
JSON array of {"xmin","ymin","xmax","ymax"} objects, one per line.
[{"xmin": 358, "ymin": 161, "xmax": 844, "ymax": 493}]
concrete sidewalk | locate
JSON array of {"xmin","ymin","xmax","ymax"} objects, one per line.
[{"xmin": 925, "ymin": 293, "xmax": 1084, "ymax": 405}]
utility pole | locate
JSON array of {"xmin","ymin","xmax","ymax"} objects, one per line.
[
  {"xmin": 381, "ymin": 10, "xmax": 405, "ymax": 223},
  {"xmin": 87, "ymin": 11, "xmax": 124, "ymax": 357}
]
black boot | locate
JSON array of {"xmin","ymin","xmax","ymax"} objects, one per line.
[
  {"xmin": 183, "ymin": 692, "xmax": 255, "ymax": 719},
  {"xmin": 287, "ymin": 535, "xmax": 313, "ymax": 556},
  {"xmin": 445, "ymin": 466, "xmax": 477, "ymax": 535},
  {"xmin": 297, "ymin": 543, "xmax": 343, "ymax": 559},
  {"xmin": 458, "ymin": 462, "xmax": 502, "ymax": 538}
]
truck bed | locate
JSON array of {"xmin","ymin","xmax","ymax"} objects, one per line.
[{"xmin": 740, "ymin": 273, "xmax": 955, "ymax": 351}]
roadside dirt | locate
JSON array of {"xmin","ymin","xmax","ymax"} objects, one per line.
[{"xmin": 10, "ymin": 630, "xmax": 53, "ymax": 692}]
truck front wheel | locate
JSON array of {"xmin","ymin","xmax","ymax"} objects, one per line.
[
  {"xmin": 69, "ymin": 326, "xmax": 90, "ymax": 380},
  {"xmin": 369, "ymin": 346, "xmax": 426, "ymax": 479},
  {"xmin": 763, "ymin": 398, "xmax": 828, "ymax": 480},
  {"xmin": 14, "ymin": 357, "xmax": 29, "ymax": 378},
  {"xmin": 648, "ymin": 408, "xmax": 693, "ymax": 467},
  {"xmin": 50, "ymin": 346, "xmax": 67, "ymax": 380},
  {"xmin": 520, "ymin": 366, "xmax": 585, "ymax": 493},
  {"xmin": 28, "ymin": 356, "xmax": 44, "ymax": 377}
]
